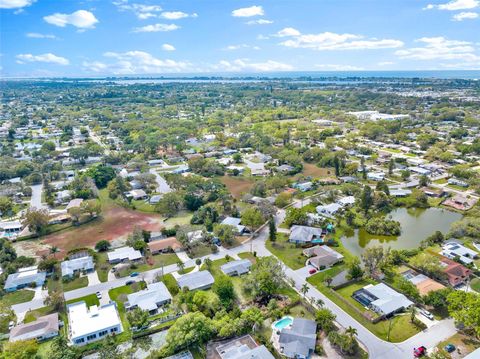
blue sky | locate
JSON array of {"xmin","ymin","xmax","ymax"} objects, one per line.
[{"xmin": 1, "ymin": 0, "xmax": 479, "ymax": 77}]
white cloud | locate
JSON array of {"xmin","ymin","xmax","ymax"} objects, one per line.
[
  {"xmin": 214, "ymin": 59, "xmax": 293, "ymax": 72},
  {"xmin": 162, "ymin": 44, "xmax": 176, "ymax": 51},
  {"xmin": 452, "ymin": 11, "xmax": 479, "ymax": 20},
  {"xmin": 395, "ymin": 37, "xmax": 480, "ymax": 64},
  {"xmin": 160, "ymin": 11, "xmax": 197, "ymax": 20},
  {"xmin": 424, "ymin": 0, "xmax": 479, "ymax": 10},
  {"xmin": 224, "ymin": 44, "xmax": 260, "ymax": 50},
  {"xmin": 277, "ymin": 28, "xmax": 403, "ymax": 50},
  {"xmin": 246, "ymin": 19, "xmax": 273, "ymax": 25},
  {"xmin": 276, "ymin": 27, "xmax": 301, "ymax": 37},
  {"xmin": 26, "ymin": 32, "xmax": 57, "ymax": 39},
  {"xmin": 0, "ymin": 0, "xmax": 34, "ymax": 9},
  {"xmin": 232, "ymin": 5, "xmax": 264, "ymax": 17},
  {"xmin": 378, "ymin": 61, "xmax": 395, "ymax": 66},
  {"xmin": 88, "ymin": 50, "xmax": 190, "ymax": 74},
  {"xmin": 315, "ymin": 64, "xmax": 364, "ymax": 71},
  {"xmin": 16, "ymin": 53, "xmax": 69, "ymax": 65},
  {"xmin": 133, "ymin": 23, "xmax": 179, "ymax": 33},
  {"xmin": 44, "ymin": 10, "xmax": 99, "ymax": 29},
  {"xmin": 113, "ymin": 1, "xmax": 162, "ymax": 19}
]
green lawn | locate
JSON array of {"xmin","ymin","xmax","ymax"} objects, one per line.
[
  {"xmin": 307, "ymin": 265, "xmax": 345, "ymax": 287},
  {"xmin": 66, "ymin": 293, "xmax": 99, "ymax": 307},
  {"xmin": 189, "ymin": 243, "xmax": 214, "ymax": 258},
  {"xmin": 132, "ymin": 200, "xmax": 156, "ymax": 213},
  {"xmin": 117, "ymin": 253, "xmax": 179, "ymax": 277},
  {"xmin": 96, "ymin": 252, "xmax": 113, "ymax": 283},
  {"xmin": 308, "ymin": 279, "xmax": 422, "ymax": 342},
  {"xmin": 178, "ymin": 266, "xmax": 195, "ymax": 275},
  {"xmin": 436, "ymin": 333, "xmax": 480, "ymax": 358},
  {"xmin": 0, "ymin": 289, "xmax": 35, "ymax": 306},
  {"xmin": 471, "ymin": 277, "xmax": 480, "ymax": 293},
  {"xmin": 162, "ymin": 273, "xmax": 180, "ymax": 296},
  {"xmin": 265, "ymin": 233, "xmax": 306, "ymax": 270},
  {"xmin": 163, "ymin": 211, "xmax": 193, "ymax": 228},
  {"xmin": 62, "ymin": 276, "xmax": 88, "ymax": 292},
  {"xmin": 237, "ymin": 252, "xmax": 257, "ymax": 264},
  {"xmin": 24, "ymin": 306, "xmax": 55, "ymax": 323}
]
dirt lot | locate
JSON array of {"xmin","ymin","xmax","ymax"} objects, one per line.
[
  {"xmin": 301, "ymin": 163, "xmax": 333, "ymax": 178},
  {"xmin": 39, "ymin": 205, "xmax": 163, "ymax": 258},
  {"xmin": 220, "ymin": 175, "xmax": 255, "ymax": 199}
]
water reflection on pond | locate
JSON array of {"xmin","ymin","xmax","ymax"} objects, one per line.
[{"xmin": 341, "ymin": 207, "xmax": 462, "ymax": 257}]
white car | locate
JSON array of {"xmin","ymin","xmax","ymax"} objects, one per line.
[
  {"xmin": 96, "ymin": 291, "xmax": 102, "ymax": 299},
  {"xmin": 8, "ymin": 321, "xmax": 15, "ymax": 330},
  {"xmin": 420, "ymin": 309, "xmax": 434, "ymax": 320}
]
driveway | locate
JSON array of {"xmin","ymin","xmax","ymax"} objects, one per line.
[
  {"xmin": 176, "ymin": 250, "xmax": 191, "ymax": 263},
  {"xmin": 87, "ymin": 271, "xmax": 101, "ymax": 286},
  {"xmin": 149, "ymin": 168, "xmax": 172, "ymax": 194},
  {"xmin": 30, "ymin": 184, "xmax": 45, "ymax": 210}
]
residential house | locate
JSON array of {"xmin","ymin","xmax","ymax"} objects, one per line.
[
  {"xmin": 420, "ymin": 187, "xmax": 446, "ymax": 198},
  {"xmin": 107, "ymin": 246, "xmax": 143, "ymax": 264},
  {"xmin": 443, "ymin": 194, "xmax": 477, "ymax": 211},
  {"xmin": 176, "ymin": 270, "xmax": 214, "ymax": 291},
  {"xmin": 288, "ymin": 225, "xmax": 325, "ymax": 245},
  {"xmin": 127, "ymin": 189, "xmax": 148, "ymax": 200},
  {"xmin": 390, "ymin": 189, "xmax": 412, "ymax": 197},
  {"xmin": 148, "ymin": 237, "xmax": 182, "ymax": 254},
  {"xmin": 4, "ymin": 266, "xmax": 46, "ymax": 292},
  {"xmin": 65, "ymin": 198, "xmax": 83, "ymax": 211},
  {"xmin": 440, "ymin": 257, "xmax": 472, "ymax": 287},
  {"xmin": 352, "ymin": 283, "xmax": 413, "ymax": 317},
  {"xmin": 67, "ymin": 301, "xmax": 123, "ymax": 346},
  {"xmin": 220, "ymin": 217, "xmax": 247, "ymax": 234},
  {"xmin": 61, "ymin": 255, "xmax": 94, "ymax": 278},
  {"xmin": 367, "ymin": 172, "xmax": 386, "ymax": 181},
  {"xmin": 278, "ymin": 318, "xmax": 317, "ymax": 359},
  {"xmin": 441, "ymin": 241, "xmax": 478, "ymax": 265},
  {"xmin": 303, "ymin": 246, "xmax": 344, "ymax": 270},
  {"xmin": 316, "ymin": 203, "xmax": 342, "ymax": 216},
  {"xmin": 125, "ymin": 282, "xmax": 172, "ymax": 315},
  {"xmin": 337, "ymin": 196, "xmax": 355, "ymax": 207},
  {"xmin": 401, "ymin": 269, "xmax": 445, "ymax": 296},
  {"xmin": 186, "ymin": 230, "xmax": 205, "ymax": 244},
  {"xmin": 276, "ymin": 164, "xmax": 295, "ymax": 174},
  {"xmin": 220, "ymin": 259, "xmax": 252, "ymax": 276},
  {"xmin": 293, "ymin": 181, "xmax": 313, "ymax": 192},
  {"xmin": 448, "ymin": 178, "xmax": 469, "ymax": 187},
  {"xmin": 9, "ymin": 313, "xmax": 59, "ymax": 342},
  {"xmin": 215, "ymin": 335, "xmax": 274, "ymax": 359}
]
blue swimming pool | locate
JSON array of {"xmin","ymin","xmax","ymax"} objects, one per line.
[{"xmin": 273, "ymin": 316, "xmax": 293, "ymax": 330}]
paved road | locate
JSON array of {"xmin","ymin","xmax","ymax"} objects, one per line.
[
  {"xmin": 30, "ymin": 184, "xmax": 45, "ymax": 210},
  {"xmin": 14, "ymin": 199, "xmax": 457, "ymax": 358},
  {"xmin": 88, "ymin": 127, "xmax": 110, "ymax": 155},
  {"xmin": 149, "ymin": 168, "xmax": 172, "ymax": 194}
]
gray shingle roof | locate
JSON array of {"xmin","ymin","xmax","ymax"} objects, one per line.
[
  {"xmin": 9, "ymin": 313, "xmax": 59, "ymax": 342},
  {"xmin": 289, "ymin": 225, "xmax": 323, "ymax": 243},
  {"xmin": 220, "ymin": 259, "xmax": 252, "ymax": 276},
  {"xmin": 4, "ymin": 268, "xmax": 46, "ymax": 290},
  {"xmin": 176, "ymin": 270, "xmax": 214, "ymax": 291},
  {"xmin": 61, "ymin": 256, "xmax": 94, "ymax": 277},
  {"xmin": 279, "ymin": 318, "xmax": 317, "ymax": 358},
  {"xmin": 125, "ymin": 282, "xmax": 172, "ymax": 311}
]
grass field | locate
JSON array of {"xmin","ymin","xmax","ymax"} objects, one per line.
[
  {"xmin": 220, "ymin": 175, "xmax": 255, "ymax": 199},
  {"xmin": 300, "ymin": 164, "xmax": 333, "ymax": 178},
  {"xmin": 41, "ymin": 189, "xmax": 164, "ymax": 255},
  {"xmin": 265, "ymin": 233, "xmax": 306, "ymax": 270},
  {"xmin": 66, "ymin": 293, "xmax": 99, "ymax": 307},
  {"xmin": 436, "ymin": 333, "xmax": 480, "ymax": 358},
  {"xmin": 471, "ymin": 277, "xmax": 480, "ymax": 293},
  {"xmin": 62, "ymin": 276, "xmax": 89, "ymax": 292},
  {"xmin": 96, "ymin": 252, "xmax": 112, "ymax": 283},
  {"xmin": 0, "ymin": 289, "xmax": 35, "ymax": 306},
  {"xmin": 307, "ymin": 265, "xmax": 345, "ymax": 287},
  {"xmin": 117, "ymin": 253, "xmax": 179, "ymax": 277},
  {"xmin": 24, "ymin": 305, "xmax": 55, "ymax": 323},
  {"xmin": 163, "ymin": 211, "xmax": 193, "ymax": 228}
]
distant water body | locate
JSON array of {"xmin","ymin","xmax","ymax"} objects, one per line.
[{"xmin": 7, "ymin": 70, "xmax": 479, "ymax": 83}]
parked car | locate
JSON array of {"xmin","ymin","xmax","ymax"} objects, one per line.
[
  {"xmin": 126, "ymin": 280, "xmax": 136, "ymax": 285},
  {"xmin": 420, "ymin": 309, "xmax": 434, "ymax": 320},
  {"xmin": 414, "ymin": 346, "xmax": 427, "ymax": 358},
  {"xmin": 96, "ymin": 291, "xmax": 102, "ymax": 299},
  {"xmin": 308, "ymin": 268, "xmax": 317, "ymax": 274},
  {"xmin": 444, "ymin": 344, "xmax": 456, "ymax": 353},
  {"xmin": 8, "ymin": 321, "xmax": 15, "ymax": 330},
  {"xmin": 130, "ymin": 272, "xmax": 139, "ymax": 277}
]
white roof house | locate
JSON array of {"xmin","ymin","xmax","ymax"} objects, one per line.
[
  {"xmin": 4, "ymin": 266, "xmax": 46, "ymax": 292},
  {"xmin": 367, "ymin": 172, "xmax": 386, "ymax": 181},
  {"xmin": 316, "ymin": 203, "xmax": 342, "ymax": 216},
  {"xmin": 61, "ymin": 256, "xmax": 94, "ymax": 277},
  {"xmin": 107, "ymin": 246, "xmax": 143, "ymax": 264},
  {"xmin": 67, "ymin": 301, "xmax": 123, "ymax": 346},
  {"xmin": 289, "ymin": 225, "xmax": 324, "ymax": 244},
  {"xmin": 356, "ymin": 283, "xmax": 413, "ymax": 316},
  {"xmin": 220, "ymin": 259, "xmax": 252, "ymax": 276},
  {"xmin": 125, "ymin": 282, "xmax": 172, "ymax": 314},
  {"xmin": 177, "ymin": 270, "xmax": 214, "ymax": 291},
  {"xmin": 337, "ymin": 196, "xmax": 355, "ymax": 207},
  {"xmin": 441, "ymin": 241, "xmax": 478, "ymax": 265},
  {"xmin": 220, "ymin": 217, "xmax": 246, "ymax": 234}
]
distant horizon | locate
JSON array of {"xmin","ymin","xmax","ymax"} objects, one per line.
[{"xmin": 2, "ymin": 69, "xmax": 480, "ymax": 81}]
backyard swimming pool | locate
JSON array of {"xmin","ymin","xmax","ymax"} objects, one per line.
[{"xmin": 272, "ymin": 316, "xmax": 293, "ymax": 331}]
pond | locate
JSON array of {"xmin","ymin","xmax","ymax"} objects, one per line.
[{"xmin": 341, "ymin": 207, "xmax": 462, "ymax": 257}]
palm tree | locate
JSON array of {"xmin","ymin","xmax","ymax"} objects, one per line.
[
  {"xmin": 301, "ymin": 283, "xmax": 309, "ymax": 297},
  {"xmin": 50, "ymin": 246, "xmax": 59, "ymax": 259},
  {"xmin": 316, "ymin": 298, "xmax": 324, "ymax": 308},
  {"xmin": 345, "ymin": 326, "xmax": 357, "ymax": 339},
  {"xmin": 409, "ymin": 306, "xmax": 417, "ymax": 323},
  {"xmin": 324, "ymin": 275, "xmax": 333, "ymax": 287},
  {"xmin": 177, "ymin": 261, "xmax": 185, "ymax": 273}
]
